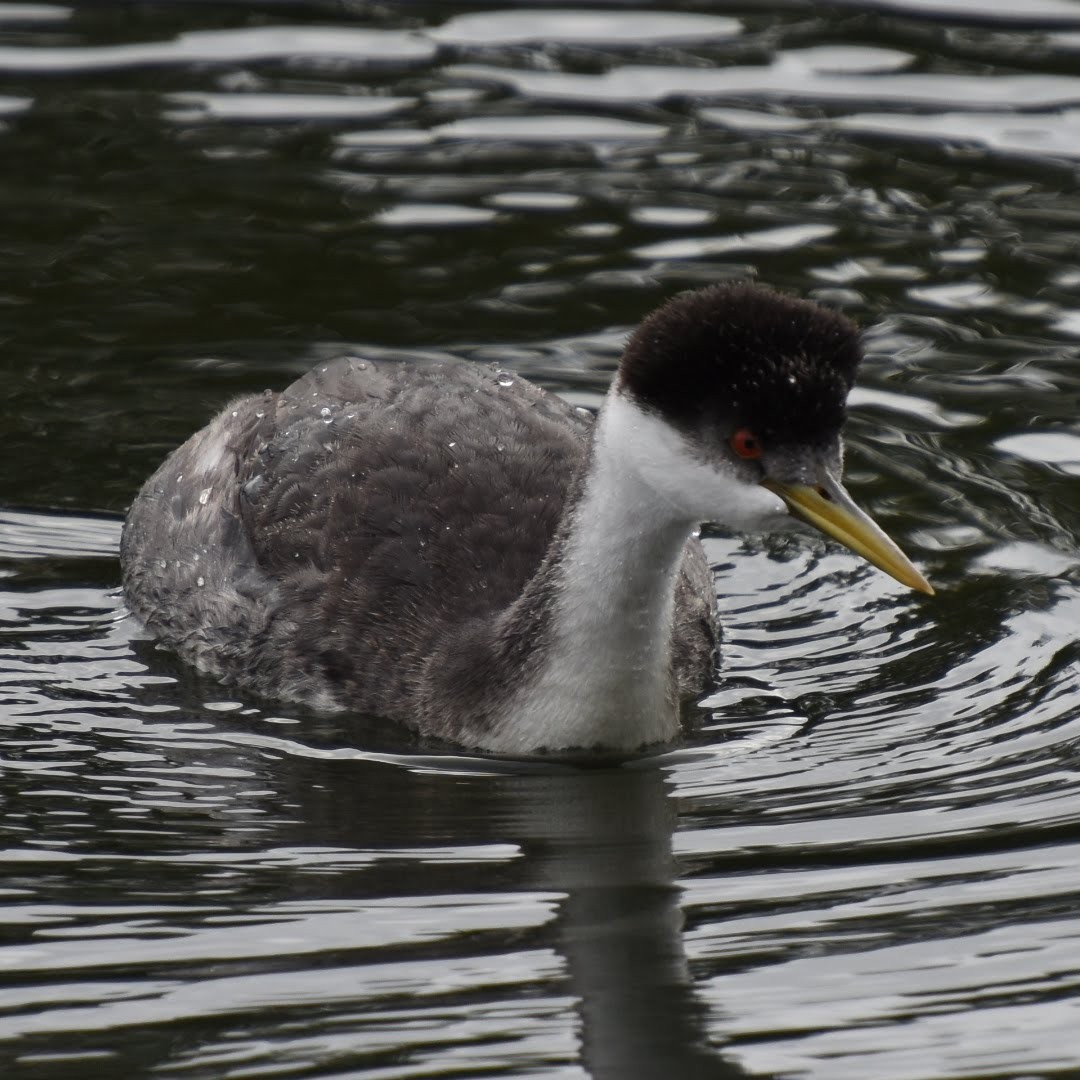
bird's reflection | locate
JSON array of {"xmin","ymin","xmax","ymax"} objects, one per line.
[
  {"xmin": 249, "ymin": 735, "xmax": 753, "ymax": 1079},
  {"xmin": 500, "ymin": 765, "xmax": 747, "ymax": 1079}
]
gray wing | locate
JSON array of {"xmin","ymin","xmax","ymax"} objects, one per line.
[{"xmin": 122, "ymin": 356, "xmax": 595, "ymax": 713}]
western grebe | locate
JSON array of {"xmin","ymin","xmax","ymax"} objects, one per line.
[{"xmin": 121, "ymin": 283, "xmax": 932, "ymax": 755}]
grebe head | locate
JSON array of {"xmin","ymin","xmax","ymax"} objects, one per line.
[{"xmin": 611, "ymin": 282, "xmax": 932, "ymax": 594}]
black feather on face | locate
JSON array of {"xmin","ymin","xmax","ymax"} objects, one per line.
[{"xmin": 617, "ymin": 283, "xmax": 862, "ymax": 449}]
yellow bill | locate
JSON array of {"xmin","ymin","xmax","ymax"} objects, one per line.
[{"xmin": 762, "ymin": 474, "xmax": 934, "ymax": 596}]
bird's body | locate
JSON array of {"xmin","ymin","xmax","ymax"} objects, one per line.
[{"xmin": 122, "ymin": 284, "xmax": 931, "ymax": 756}]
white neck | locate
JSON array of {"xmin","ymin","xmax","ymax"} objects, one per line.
[{"xmin": 479, "ymin": 391, "xmax": 724, "ymax": 755}]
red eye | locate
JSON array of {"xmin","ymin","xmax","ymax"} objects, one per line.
[{"xmin": 730, "ymin": 428, "xmax": 762, "ymax": 460}]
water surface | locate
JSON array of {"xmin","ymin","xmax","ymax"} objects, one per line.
[{"xmin": 2, "ymin": 2, "xmax": 1080, "ymax": 1078}]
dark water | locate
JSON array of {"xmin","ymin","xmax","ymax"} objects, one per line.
[{"xmin": 2, "ymin": 2, "xmax": 1080, "ymax": 1077}]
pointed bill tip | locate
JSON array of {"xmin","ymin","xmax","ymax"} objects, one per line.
[{"xmin": 762, "ymin": 478, "xmax": 934, "ymax": 597}]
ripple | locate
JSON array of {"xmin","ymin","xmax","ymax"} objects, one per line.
[
  {"xmin": 848, "ymin": 386, "xmax": 981, "ymax": 428},
  {"xmin": 0, "ymin": 895, "xmax": 556, "ymax": 977},
  {"xmin": 435, "ymin": 114, "xmax": 668, "ymax": 143},
  {"xmin": 164, "ymin": 93, "xmax": 416, "ymax": 124},
  {"xmin": 372, "ymin": 203, "xmax": 499, "ymax": 227},
  {"xmin": 837, "ymin": 108, "xmax": 1080, "ymax": 162},
  {"xmin": 430, "ymin": 9, "xmax": 741, "ymax": 46},
  {"xmin": 1, "ymin": 953, "xmax": 573, "ymax": 1074},
  {"xmin": 996, "ymin": 431, "xmax": 1080, "ymax": 477},
  {"xmin": 0, "ymin": 4, "xmax": 69, "ymax": 22},
  {"xmin": 0, "ymin": 96, "xmax": 31, "ymax": 117},
  {"xmin": 632, "ymin": 223, "xmax": 837, "ymax": 261},
  {"xmin": 0, "ymin": 27, "xmax": 435, "ymax": 73},
  {"xmin": 0, "ymin": 511, "xmax": 120, "ymax": 561},
  {"xmin": 453, "ymin": 56, "xmax": 1080, "ymax": 108},
  {"xmin": 843, "ymin": 0, "xmax": 1080, "ymax": 22}
]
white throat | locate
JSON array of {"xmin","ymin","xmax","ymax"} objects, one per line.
[{"xmin": 481, "ymin": 390, "xmax": 755, "ymax": 755}]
